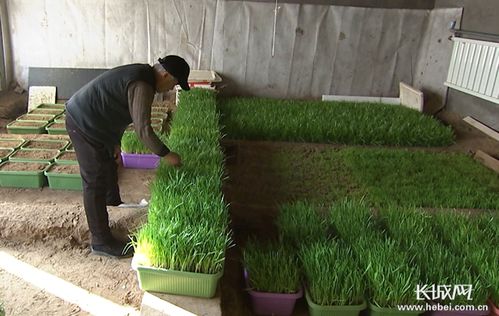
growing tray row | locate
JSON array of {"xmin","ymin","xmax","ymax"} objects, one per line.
[
  {"xmin": 0, "ymin": 148, "xmax": 77, "ymax": 164},
  {"xmin": 242, "ymin": 200, "xmax": 498, "ymax": 316},
  {"xmin": 131, "ymin": 89, "xmax": 231, "ymax": 298},
  {"xmin": 7, "ymin": 103, "xmax": 66, "ymax": 135},
  {"xmin": 0, "ymin": 160, "xmax": 81, "ymax": 190},
  {"xmin": 0, "ymin": 139, "xmax": 72, "ymax": 154}
]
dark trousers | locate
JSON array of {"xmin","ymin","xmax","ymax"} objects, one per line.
[{"xmin": 66, "ymin": 114, "xmax": 123, "ymax": 245}]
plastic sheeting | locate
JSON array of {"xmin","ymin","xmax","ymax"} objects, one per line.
[{"xmin": 6, "ymin": 0, "xmax": 461, "ymax": 100}]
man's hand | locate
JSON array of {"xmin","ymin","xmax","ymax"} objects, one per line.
[
  {"xmin": 114, "ymin": 145, "xmax": 122, "ymax": 165},
  {"xmin": 164, "ymin": 152, "xmax": 182, "ymax": 167}
]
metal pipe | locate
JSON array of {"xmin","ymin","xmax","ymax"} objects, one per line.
[
  {"xmin": 271, "ymin": 0, "xmax": 278, "ymax": 57},
  {"xmin": 450, "ymin": 24, "xmax": 499, "ymax": 43}
]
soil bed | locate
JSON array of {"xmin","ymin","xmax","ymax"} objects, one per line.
[
  {"xmin": 29, "ymin": 109, "xmax": 62, "ymax": 115},
  {"xmin": 23, "ymin": 140, "xmax": 67, "ymax": 150},
  {"xmin": 48, "ymin": 123, "xmax": 66, "ymax": 129},
  {"xmin": 0, "ymin": 140, "xmax": 23, "ymax": 148},
  {"xmin": 57, "ymin": 151, "xmax": 77, "ymax": 161},
  {"xmin": 10, "ymin": 149, "xmax": 59, "ymax": 160},
  {"xmin": 48, "ymin": 164, "xmax": 80, "ymax": 174},
  {"xmin": 9, "ymin": 121, "xmax": 47, "ymax": 127},
  {"xmin": 0, "ymin": 161, "xmax": 47, "ymax": 172},
  {"xmin": 17, "ymin": 114, "xmax": 54, "ymax": 121}
]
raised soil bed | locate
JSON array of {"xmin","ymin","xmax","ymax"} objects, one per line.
[
  {"xmin": 45, "ymin": 163, "xmax": 82, "ymax": 190},
  {"xmin": 22, "ymin": 140, "xmax": 69, "ymax": 150},
  {"xmin": 9, "ymin": 149, "xmax": 60, "ymax": 163},
  {"xmin": 0, "ymin": 161, "xmax": 49, "ymax": 188}
]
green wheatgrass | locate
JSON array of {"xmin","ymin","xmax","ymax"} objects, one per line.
[
  {"xmin": 243, "ymin": 239, "xmax": 300, "ymax": 294},
  {"xmin": 299, "ymin": 240, "xmax": 364, "ymax": 306},
  {"xmin": 218, "ymin": 97, "xmax": 454, "ymax": 146},
  {"xmin": 277, "ymin": 201, "xmax": 329, "ymax": 246},
  {"xmin": 133, "ymin": 88, "xmax": 232, "ymax": 274},
  {"xmin": 341, "ymin": 148, "xmax": 499, "ymax": 209}
]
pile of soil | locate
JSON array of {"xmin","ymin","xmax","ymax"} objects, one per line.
[
  {"xmin": 10, "ymin": 149, "xmax": 59, "ymax": 160},
  {"xmin": 17, "ymin": 114, "xmax": 54, "ymax": 121},
  {"xmin": 0, "ymin": 161, "xmax": 47, "ymax": 172},
  {"xmin": 9, "ymin": 121, "xmax": 46, "ymax": 127},
  {"xmin": 57, "ymin": 151, "xmax": 77, "ymax": 161},
  {"xmin": 0, "ymin": 139, "xmax": 24, "ymax": 148},
  {"xmin": 29, "ymin": 109, "xmax": 63, "ymax": 115},
  {"xmin": 48, "ymin": 164, "xmax": 80, "ymax": 174},
  {"xmin": 23, "ymin": 140, "xmax": 68, "ymax": 150}
]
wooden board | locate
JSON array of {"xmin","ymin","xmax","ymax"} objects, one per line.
[
  {"xmin": 27, "ymin": 86, "xmax": 56, "ymax": 111},
  {"xmin": 474, "ymin": 150, "xmax": 499, "ymax": 174},
  {"xmin": 321, "ymin": 95, "xmax": 400, "ymax": 104},
  {"xmin": 400, "ymin": 82, "xmax": 424, "ymax": 112},
  {"xmin": 463, "ymin": 116, "xmax": 499, "ymax": 142}
]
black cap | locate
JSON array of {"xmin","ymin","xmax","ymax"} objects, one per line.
[{"xmin": 158, "ymin": 55, "xmax": 190, "ymax": 91}]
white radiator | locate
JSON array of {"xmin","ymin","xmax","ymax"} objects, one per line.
[{"xmin": 445, "ymin": 37, "xmax": 499, "ymax": 104}]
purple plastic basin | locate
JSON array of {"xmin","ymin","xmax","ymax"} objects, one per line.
[
  {"xmin": 244, "ymin": 269, "xmax": 302, "ymax": 316},
  {"xmin": 121, "ymin": 153, "xmax": 160, "ymax": 169}
]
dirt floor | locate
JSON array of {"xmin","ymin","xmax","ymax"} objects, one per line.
[{"xmin": 0, "ymin": 103, "xmax": 498, "ymax": 315}]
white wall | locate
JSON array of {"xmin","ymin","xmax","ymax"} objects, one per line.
[{"xmin": 7, "ymin": 0, "xmax": 461, "ymax": 101}]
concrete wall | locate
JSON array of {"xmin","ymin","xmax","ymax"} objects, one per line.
[
  {"xmin": 229, "ymin": 0, "xmax": 435, "ymax": 9},
  {"xmin": 435, "ymin": 0, "xmax": 499, "ymax": 130},
  {"xmin": 7, "ymin": 1, "xmax": 460, "ymax": 101}
]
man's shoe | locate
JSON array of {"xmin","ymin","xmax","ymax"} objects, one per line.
[{"xmin": 90, "ymin": 239, "xmax": 134, "ymax": 259}]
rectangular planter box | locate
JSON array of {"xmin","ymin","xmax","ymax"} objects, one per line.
[
  {"xmin": 6, "ymin": 120, "xmax": 48, "ymax": 134},
  {"xmin": 0, "ymin": 161, "xmax": 49, "ymax": 188},
  {"xmin": 45, "ymin": 122, "xmax": 67, "ymax": 135},
  {"xmin": 22, "ymin": 140, "xmax": 69, "ymax": 151},
  {"xmin": 0, "ymin": 138, "xmax": 25, "ymax": 149},
  {"xmin": 133, "ymin": 257, "xmax": 222, "ymax": 298},
  {"xmin": 28, "ymin": 108, "xmax": 64, "ymax": 116},
  {"xmin": 36, "ymin": 103, "xmax": 65, "ymax": 109},
  {"xmin": 305, "ymin": 289, "xmax": 366, "ymax": 316},
  {"xmin": 16, "ymin": 114, "xmax": 56, "ymax": 122},
  {"xmin": 245, "ymin": 269, "xmax": 302, "ymax": 316},
  {"xmin": 55, "ymin": 151, "xmax": 78, "ymax": 165},
  {"xmin": 9, "ymin": 148, "xmax": 59, "ymax": 163},
  {"xmin": 121, "ymin": 152, "xmax": 160, "ymax": 169},
  {"xmin": 135, "ymin": 266, "xmax": 222, "ymax": 298},
  {"xmin": 54, "ymin": 114, "xmax": 66, "ymax": 123},
  {"xmin": 64, "ymin": 143, "xmax": 75, "ymax": 151},
  {"xmin": 45, "ymin": 164, "xmax": 82, "ymax": 191}
]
